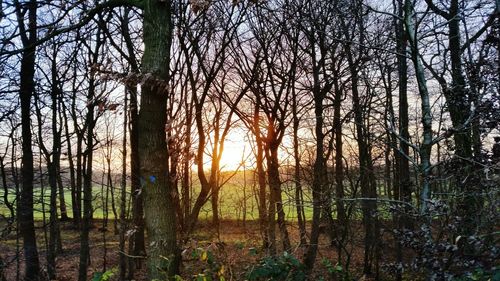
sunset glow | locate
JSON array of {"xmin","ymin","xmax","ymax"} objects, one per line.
[{"xmin": 1, "ymin": 0, "xmax": 496, "ymax": 280}]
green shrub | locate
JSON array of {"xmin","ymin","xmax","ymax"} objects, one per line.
[
  {"xmin": 246, "ymin": 252, "xmax": 306, "ymax": 281},
  {"xmin": 91, "ymin": 267, "xmax": 117, "ymax": 281}
]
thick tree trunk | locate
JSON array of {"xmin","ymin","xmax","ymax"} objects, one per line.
[
  {"xmin": 16, "ymin": 0, "xmax": 40, "ymax": 279},
  {"xmin": 18, "ymin": 39, "xmax": 40, "ymax": 281},
  {"xmin": 139, "ymin": 1, "xmax": 179, "ymax": 279}
]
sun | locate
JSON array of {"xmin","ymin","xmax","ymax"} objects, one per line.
[{"xmin": 218, "ymin": 129, "xmax": 254, "ymax": 172}]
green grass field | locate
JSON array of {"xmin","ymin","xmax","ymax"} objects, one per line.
[
  {"xmin": 1, "ymin": 185, "xmax": 125, "ymax": 220},
  {"xmin": 0, "ymin": 180, "xmax": 315, "ymax": 222}
]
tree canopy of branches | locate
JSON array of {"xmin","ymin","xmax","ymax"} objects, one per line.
[{"xmin": 0, "ymin": 0, "xmax": 498, "ymax": 280}]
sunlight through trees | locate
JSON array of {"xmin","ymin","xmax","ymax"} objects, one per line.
[{"xmin": 0, "ymin": 0, "xmax": 498, "ymax": 280}]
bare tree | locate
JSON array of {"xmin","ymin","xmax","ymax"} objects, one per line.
[{"xmin": 14, "ymin": 0, "xmax": 41, "ymax": 279}]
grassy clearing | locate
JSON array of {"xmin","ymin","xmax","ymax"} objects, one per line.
[
  {"xmin": 0, "ymin": 179, "xmax": 400, "ymax": 223},
  {"xmin": 0, "ymin": 179, "xmax": 315, "ymax": 222},
  {"xmin": 1, "ymin": 185, "xmax": 124, "ymax": 220}
]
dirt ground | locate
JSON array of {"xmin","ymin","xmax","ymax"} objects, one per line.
[{"xmin": 0, "ymin": 219, "xmax": 404, "ymax": 280}]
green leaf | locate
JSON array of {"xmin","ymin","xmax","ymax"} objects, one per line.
[
  {"xmin": 91, "ymin": 268, "xmax": 116, "ymax": 281},
  {"xmin": 335, "ymin": 264, "xmax": 343, "ymax": 272}
]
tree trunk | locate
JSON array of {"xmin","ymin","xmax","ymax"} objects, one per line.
[
  {"xmin": 139, "ymin": 1, "xmax": 179, "ymax": 278},
  {"xmin": 254, "ymin": 105, "xmax": 269, "ymax": 250},
  {"xmin": 396, "ymin": 0, "xmax": 412, "ymax": 227},
  {"xmin": 78, "ymin": 74, "xmax": 97, "ymax": 281},
  {"xmin": 181, "ymin": 99, "xmax": 193, "ymax": 234},
  {"xmin": 74, "ymin": 100, "xmax": 84, "ymax": 225},
  {"xmin": 56, "ymin": 172, "xmax": 69, "ymax": 221},
  {"xmin": 128, "ymin": 82, "xmax": 145, "ymax": 277},
  {"xmin": 119, "ymin": 87, "xmax": 129, "ymax": 280},
  {"xmin": 107, "ymin": 156, "xmax": 118, "ymax": 233},
  {"xmin": 61, "ymin": 97, "xmax": 79, "ymax": 225},
  {"xmin": 55, "ymin": 85, "xmax": 68, "ymax": 223},
  {"xmin": 266, "ymin": 144, "xmax": 291, "ymax": 253},
  {"xmin": 304, "ymin": 80, "xmax": 326, "ymax": 271},
  {"xmin": 345, "ymin": 40, "xmax": 378, "ymax": 277},
  {"xmin": 424, "ymin": 0, "xmax": 480, "ymax": 235},
  {"xmin": 447, "ymin": 0, "xmax": 479, "ymax": 236},
  {"xmin": 211, "ymin": 187, "xmax": 220, "ymax": 234},
  {"xmin": 78, "ymin": 21, "xmax": 106, "ymax": 278},
  {"xmin": 333, "ymin": 68, "xmax": 346, "ymax": 243},
  {"xmin": 119, "ymin": 9, "xmax": 145, "ymax": 278},
  {"xmin": 46, "ymin": 56, "xmax": 63, "ymax": 280},
  {"xmin": 0, "ymin": 156, "xmax": 14, "ymax": 220},
  {"xmin": 186, "ymin": 101, "xmax": 213, "ymax": 235},
  {"xmin": 394, "ymin": 1, "xmax": 410, "ymax": 278},
  {"xmin": 405, "ymin": 0, "xmax": 433, "ymax": 214},
  {"xmin": 16, "ymin": 0, "xmax": 41, "ymax": 279},
  {"xmin": 75, "ymin": 133, "xmax": 84, "ymax": 226},
  {"xmin": 292, "ymin": 94, "xmax": 307, "ymax": 246}
]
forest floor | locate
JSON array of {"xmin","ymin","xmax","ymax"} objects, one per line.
[{"xmin": 0, "ymin": 219, "xmax": 413, "ymax": 281}]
